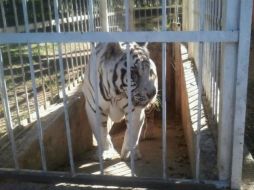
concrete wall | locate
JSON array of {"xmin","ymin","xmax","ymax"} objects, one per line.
[
  {"xmin": 174, "ymin": 43, "xmax": 217, "ymax": 179},
  {"xmin": 0, "ymin": 90, "xmax": 93, "ymax": 170}
]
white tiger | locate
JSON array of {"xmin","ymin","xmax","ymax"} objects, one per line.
[{"xmin": 82, "ymin": 42, "xmax": 158, "ymax": 160}]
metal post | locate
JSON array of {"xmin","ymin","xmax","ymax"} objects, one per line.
[
  {"xmin": 64, "ymin": 0, "xmax": 76, "ymax": 87},
  {"xmin": 88, "ymin": 0, "xmax": 104, "ymax": 175},
  {"xmin": 99, "ymin": 0, "xmax": 109, "ymax": 32},
  {"xmin": 0, "ymin": 50, "xmax": 19, "ymax": 170},
  {"xmin": 195, "ymin": 0, "xmax": 205, "ymax": 180},
  {"xmin": 74, "ymin": 0, "xmax": 83, "ymax": 81},
  {"xmin": 59, "ymin": 2, "xmax": 71, "ymax": 90},
  {"xmin": 231, "ymin": 0, "xmax": 253, "ymax": 189},
  {"xmin": 162, "ymin": 0, "xmax": 167, "ymax": 180},
  {"xmin": 124, "ymin": 0, "xmax": 135, "ymax": 176},
  {"xmin": 22, "ymin": 0, "xmax": 47, "ymax": 172},
  {"xmin": 53, "ymin": 0, "xmax": 75, "ymax": 176},
  {"xmin": 218, "ymin": 0, "xmax": 239, "ymax": 181}
]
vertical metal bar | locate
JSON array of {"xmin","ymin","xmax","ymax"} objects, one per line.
[
  {"xmin": 95, "ymin": 0, "xmax": 100, "ymax": 31},
  {"xmin": 162, "ymin": 0, "xmax": 167, "ymax": 180},
  {"xmin": 210, "ymin": 0, "xmax": 215, "ymax": 114},
  {"xmin": 88, "ymin": 0, "xmax": 104, "ymax": 175},
  {"xmin": 74, "ymin": 0, "xmax": 83, "ymax": 82},
  {"xmin": 209, "ymin": 0, "xmax": 213, "ymax": 109},
  {"xmin": 0, "ymin": 50, "xmax": 19, "ymax": 170},
  {"xmin": 11, "ymin": 0, "xmax": 19, "ymax": 32},
  {"xmin": 74, "ymin": 0, "xmax": 80, "ymax": 31},
  {"xmin": 208, "ymin": 0, "xmax": 212, "ymax": 104},
  {"xmin": 78, "ymin": 0, "xmax": 84, "ymax": 32},
  {"xmin": 45, "ymin": 42, "xmax": 54, "ymax": 103},
  {"xmin": 32, "ymin": 0, "xmax": 47, "ymax": 109},
  {"xmin": 113, "ymin": 1, "xmax": 118, "ymax": 31},
  {"xmin": 6, "ymin": 46, "xmax": 21, "ymax": 126},
  {"xmin": 32, "ymin": 0, "xmax": 38, "ymax": 32},
  {"xmin": 37, "ymin": 45, "xmax": 47, "ymax": 109},
  {"xmin": 78, "ymin": 43, "xmax": 83, "ymax": 81},
  {"xmin": 65, "ymin": 0, "xmax": 71, "ymax": 32},
  {"xmin": 64, "ymin": 0, "xmax": 76, "ymax": 87},
  {"xmin": 70, "ymin": 1, "xmax": 79, "ymax": 85},
  {"xmin": 76, "ymin": 0, "xmax": 84, "ymax": 81},
  {"xmin": 107, "ymin": 0, "xmax": 111, "ymax": 31},
  {"xmin": 214, "ymin": 0, "xmax": 222, "ymax": 123},
  {"xmin": 81, "ymin": 0, "xmax": 88, "ymax": 32},
  {"xmin": 18, "ymin": 45, "xmax": 32, "ymax": 123},
  {"xmin": 60, "ymin": 2, "xmax": 65, "ymax": 32},
  {"xmin": 47, "ymin": 0, "xmax": 60, "ymax": 97},
  {"xmin": 111, "ymin": 0, "xmax": 114, "ymax": 31},
  {"xmin": 88, "ymin": 0, "xmax": 95, "ymax": 32},
  {"xmin": 218, "ymin": 0, "xmax": 239, "ymax": 180},
  {"xmin": 41, "ymin": 0, "xmax": 54, "ymax": 102},
  {"xmin": 137, "ymin": 2, "xmax": 140, "ymax": 30},
  {"xmin": 80, "ymin": 0, "xmax": 88, "ymax": 77},
  {"xmin": 22, "ymin": 0, "xmax": 47, "ymax": 172},
  {"xmin": 51, "ymin": 43, "xmax": 60, "ymax": 96},
  {"xmin": 156, "ymin": 2, "xmax": 159, "ymax": 30},
  {"xmin": 99, "ymin": 0, "xmax": 109, "ymax": 32},
  {"xmin": 53, "ymin": 0, "xmax": 75, "ymax": 175},
  {"xmin": 124, "ymin": 0, "xmax": 135, "ymax": 177},
  {"xmin": 40, "ymin": 0, "xmax": 46, "ymax": 31},
  {"xmin": 175, "ymin": 0, "xmax": 178, "ymax": 23},
  {"xmin": 70, "ymin": 4, "xmax": 77, "ymax": 38},
  {"xmin": 195, "ymin": 0, "xmax": 205, "ymax": 180},
  {"xmin": 231, "ymin": 0, "xmax": 253, "ymax": 189},
  {"xmin": 0, "ymin": 0, "xmax": 6, "ymax": 32},
  {"xmin": 59, "ymin": 2, "xmax": 71, "ymax": 89},
  {"xmin": 82, "ymin": 1, "xmax": 88, "ymax": 26},
  {"xmin": 212, "ymin": 0, "xmax": 217, "ymax": 116},
  {"xmin": 91, "ymin": 0, "xmax": 97, "ymax": 31},
  {"xmin": 47, "ymin": 0, "xmax": 54, "ymax": 32}
]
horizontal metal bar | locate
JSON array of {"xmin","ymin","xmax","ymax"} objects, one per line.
[
  {"xmin": 0, "ymin": 169, "xmax": 229, "ymax": 190},
  {"xmin": 0, "ymin": 31, "xmax": 238, "ymax": 44},
  {"xmin": 0, "ymin": 15, "xmax": 91, "ymax": 33}
]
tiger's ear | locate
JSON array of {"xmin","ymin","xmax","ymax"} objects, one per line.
[
  {"xmin": 104, "ymin": 43, "xmax": 123, "ymax": 60},
  {"xmin": 143, "ymin": 42, "xmax": 148, "ymax": 48},
  {"xmin": 136, "ymin": 42, "xmax": 148, "ymax": 48}
]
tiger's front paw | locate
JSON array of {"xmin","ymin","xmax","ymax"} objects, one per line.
[
  {"xmin": 120, "ymin": 148, "xmax": 142, "ymax": 161},
  {"xmin": 101, "ymin": 149, "xmax": 119, "ymax": 160}
]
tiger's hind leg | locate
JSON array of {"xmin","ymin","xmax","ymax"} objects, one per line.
[
  {"xmin": 121, "ymin": 108, "xmax": 145, "ymax": 161},
  {"xmin": 85, "ymin": 103, "xmax": 117, "ymax": 160}
]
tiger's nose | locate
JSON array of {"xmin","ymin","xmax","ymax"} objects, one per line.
[{"xmin": 147, "ymin": 88, "xmax": 156, "ymax": 99}]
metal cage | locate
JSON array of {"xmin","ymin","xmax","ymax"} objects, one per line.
[{"xmin": 0, "ymin": 0, "xmax": 253, "ymax": 189}]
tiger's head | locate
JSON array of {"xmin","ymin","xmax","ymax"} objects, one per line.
[
  {"xmin": 130, "ymin": 44, "xmax": 158, "ymax": 107},
  {"xmin": 120, "ymin": 42, "xmax": 158, "ymax": 108},
  {"xmin": 104, "ymin": 42, "xmax": 158, "ymax": 108}
]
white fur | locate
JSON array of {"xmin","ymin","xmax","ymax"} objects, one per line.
[{"xmin": 82, "ymin": 42, "xmax": 158, "ymax": 160}]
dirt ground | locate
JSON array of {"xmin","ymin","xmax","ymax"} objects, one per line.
[
  {"xmin": 75, "ymin": 119, "xmax": 191, "ymax": 179},
  {"xmin": 0, "ymin": 118, "xmax": 191, "ymax": 190}
]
